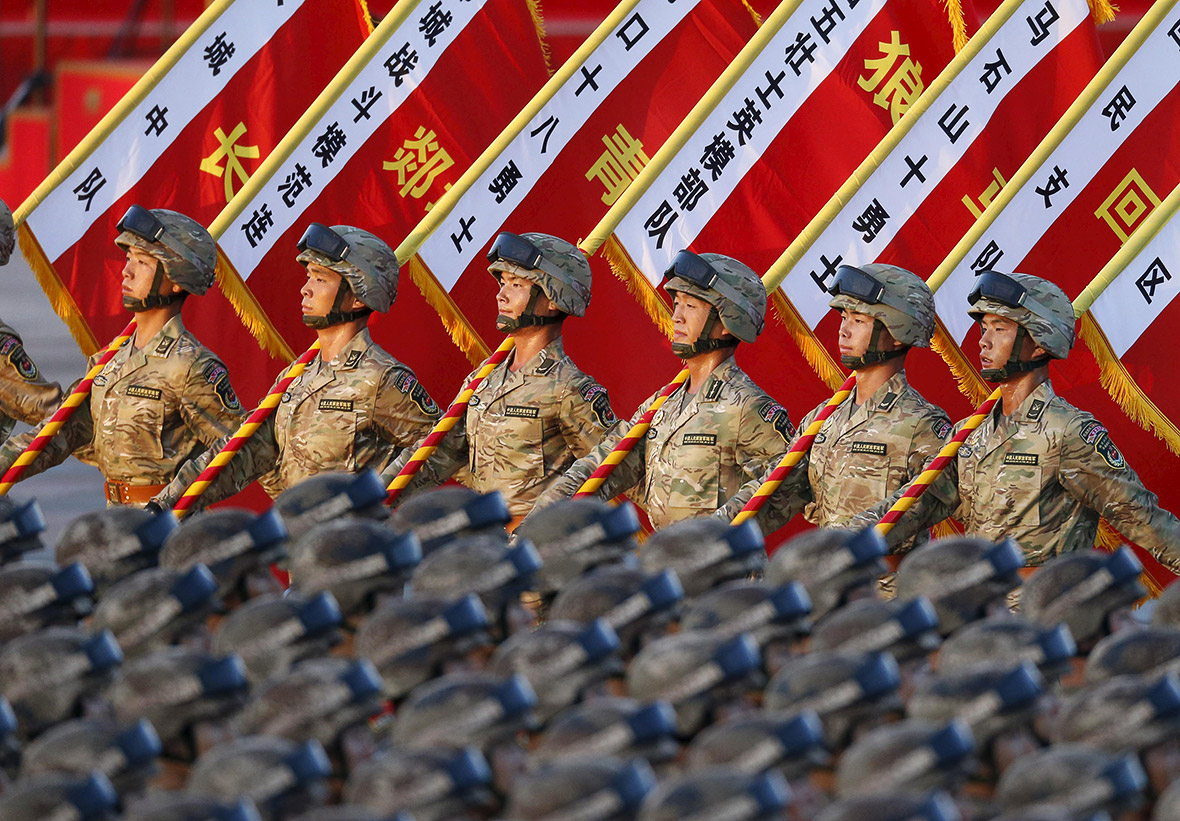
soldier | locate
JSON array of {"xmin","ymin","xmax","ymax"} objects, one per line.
[
  {"xmin": 534, "ymin": 250, "xmax": 793, "ymax": 527},
  {"xmin": 855, "ymin": 271, "xmax": 1180, "ymax": 572},
  {"xmin": 380, "ymin": 232, "xmax": 617, "ymax": 524},
  {"xmin": 716, "ymin": 264, "xmax": 950, "ymax": 540},
  {"xmin": 0, "ymin": 205, "xmax": 244, "ymax": 506},
  {"xmin": 152, "ymin": 223, "xmax": 440, "ymax": 511},
  {"xmin": 0, "ymin": 198, "xmax": 64, "ymax": 444}
]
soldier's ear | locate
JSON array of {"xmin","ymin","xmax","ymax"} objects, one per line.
[{"xmin": 160, "ymin": 272, "xmax": 184, "ymax": 296}]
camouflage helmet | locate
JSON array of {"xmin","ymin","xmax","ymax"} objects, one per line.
[
  {"xmin": 679, "ymin": 580, "xmax": 811, "ymax": 676},
  {"xmin": 212, "ymin": 591, "xmax": 343, "ymax": 685},
  {"xmin": 390, "ymin": 671, "xmax": 539, "ymax": 751},
  {"xmin": 114, "ymin": 205, "xmax": 216, "ymax": 295},
  {"xmin": 810, "ymin": 597, "xmax": 941, "ymax": 663},
  {"xmin": 0, "ymin": 560, "xmax": 94, "ymax": 642},
  {"xmin": 344, "ymin": 746, "xmax": 494, "ymax": 821},
  {"xmin": 56, "ymin": 506, "xmax": 175, "ymax": 594},
  {"xmin": 835, "ymin": 719, "xmax": 975, "ymax": 798},
  {"xmin": 639, "ymin": 518, "xmax": 765, "ymax": 598},
  {"xmin": 828, "ymin": 263, "xmax": 936, "ymax": 349},
  {"xmin": 816, "ymin": 792, "xmax": 961, "ymax": 821},
  {"xmin": 161, "ymin": 508, "xmax": 288, "ymax": 600},
  {"xmin": 637, "ymin": 766, "xmax": 791, "ymax": 821},
  {"xmin": 90, "ymin": 565, "xmax": 220, "ymax": 658},
  {"xmin": 186, "ymin": 735, "xmax": 333, "ymax": 821},
  {"xmin": 296, "ymin": 224, "xmax": 398, "ymax": 313},
  {"xmin": 995, "ymin": 745, "xmax": 1147, "ymax": 816},
  {"xmin": 663, "ymin": 251, "xmax": 767, "ymax": 344},
  {"xmin": 530, "ymin": 698, "xmax": 679, "ymax": 770},
  {"xmin": 1022, "ymin": 548, "xmax": 1146, "ymax": 650},
  {"xmin": 506, "ymin": 757, "xmax": 656, "ymax": 820},
  {"xmin": 0, "ymin": 771, "xmax": 119, "ymax": 821},
  {"xmin": 487, "ymin": 231, "xmax": 592, "ymax": 317},
  {"xmin": 0, "ymin": 198, "xmax": 14, "ymax": 265},
  {"xmin": 967, "ymin": 271, "xmax": 1076, "ymax": 360},
  {"xmin": 907, "ymin": 662, "xmax": 1046, "ymax": 747},
  {"xmin": 1085, "ymin": 626, "xmax": 1180, "ymax": 684},
  {"xmin": 937, "ymin": 616, "xmax": 1076, "ymax": 681},
  {"xmin": 895, "ymin": 536, "xmax": 1024, "ymax": 635},
  {"xmin": 766, "ymin": 528, "xmax": 887, "ymax": 620},
  {"xmin": 1050, "ymin": 672, "xmax": 1180, "ymax": 753},
  {"xmin": 684, "ymin": 711, "xmax": 825, "ymax": 781},
  {"xmin": 274, "ymin": 471, "xmax": 390, "ymax": 545},
  {"xmin": 391, "ymin": 486, "xmax": 510, "ymax": 557},
  {"xmin": 0, "ymin": 497, "xmax": 46, "ymax": 564},
  {"xmin": 514, "ymin": 498, "xmax": 640, "ymax": 595},
  {"xmin": 19, "ymin": 717, "xmax": 162, "ymax": 798}
]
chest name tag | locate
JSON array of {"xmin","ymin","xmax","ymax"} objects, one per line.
[
  {"xmin": 683, "ymin": 433, "xmax": 717, "ymax": 446},
  {"xmin": 505, "ymin": 405, "xmax": 539, "ymax": 419},
  {"xmin": 851, "ymin": 441, "xmax": 887, "ymax": 456},
  {"xmin": 126, "ymin": 385, "xmax": 162, "ymax": 400},
  {"xmin": 319, "ymin": 399, "xmax": 355, "ymax": 412},
  {"xmin": 1003, "ymin": 453, "xmax": 1039, "ymax": 466}
]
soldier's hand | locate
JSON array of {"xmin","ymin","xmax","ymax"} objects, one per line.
[{"xmin": 143, "ymin": 500, "xmax": 165, "ymax": 515}]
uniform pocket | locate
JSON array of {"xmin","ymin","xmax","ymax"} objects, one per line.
[{"xmin": 113, "ymin": 389, "xmax": 165, "ymax": 460}]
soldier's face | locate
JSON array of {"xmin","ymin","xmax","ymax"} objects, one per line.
[
  {"xmin": 495, "ymin": 269, "xmax": 557, "ymax": 320},
  {"xmin": 121, "ymin": 248, "xmax": 172, "ymax": 300},
  {"xmin": 301, "ymin": 263, "xmax": 344, "ymax": 317},
  {"xmin": 672, "ymin": 291, "xmax": 714, "ymax": 344},
  {"xmin": 838, "ymin": 310, "xmax": 875, "ymax": 357},
  {"xmin": 978, "ymin": 314, "xmax": 1037, "ymax": 370}
]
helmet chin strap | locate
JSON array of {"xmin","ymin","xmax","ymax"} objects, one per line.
[
  {"xmin": 672, "ymin": 306, "xmax": 738, "ymax": 359},
  {"xmin": 980, "ymin": 325, "xmax": 1052, "ymax": 382},
  {"xmin": 122, "ymin": 260, "xmax": 186, "ymax": 312},
  {"xmin": 302, "ymin": 280, "xmax": 371, "ymax": 329},
  {"xmin": 496, "ymin": 284, "xmax": 563, "ymax": 333},
  {"xmin": 839, "ymin": 320, "xmax": 908, "ymax": 370}
]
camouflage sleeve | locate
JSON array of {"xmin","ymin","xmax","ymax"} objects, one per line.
[
  {"xmin": 0, "ymin": 332, "xmax": 63, "ymax": 426},
  {"xmin": 153, "ymin": 416, "xmax": 280, "ymax": 511},
  {"xmin": 378, "ymin": 382, "xmax": 469, "ymax": 493},
  {"xmin": 558, "ymin": 377, "xmax": 617, "ymax": 456},
  {"xmin": 179, "ymin": 358, "xmax": 247, "ymax": 448},
  {"xmin": 1059, "ymin": 416, "xmax": 1180, "ymax": 574},
  {"xmin": 373, "ymin": 368, "xmax": 443, "ymax": 464},
  {"xmin": 910, "ymin": 411, "xmax": 953, "ymax": 481},
  {"xmin": 851, "ymin": 451, "xmax": 961, "ymax": 550},
  {"xmin": 0, "ymin": 390, "xmax": 95, "ymax": 480}
]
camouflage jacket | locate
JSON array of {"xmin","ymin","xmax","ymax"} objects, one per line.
[
  {"xmin": 536, "ymin": 356, "xmax": 795, "ymax": 528},
  {"xmin": 381, "ymin": 337, "xmax": 617, "ymax": 517},
  {"xmin": 0, "ymin": 315, "xmax": 244, "ymax": 486},
  {"xmin": 716, "ymin": 371, "xmax": 950, "ymax": 543},
  {"xmin": 853, "ymin": 381, "xmax": 1180, "ymax": 572},
  {"xmin": 0, "ymin": 317, "xmax": 63, "ymax": 442},
  {"xmin": 154, "ymin": 328, "xmax": 441, "ymax": 509}
]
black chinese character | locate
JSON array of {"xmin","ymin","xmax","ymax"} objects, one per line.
[
  {"xmin": 785, "ymin": 31, "xmax": 818, "ymax": 76},
  {"xmin": 351, "ymin": 87, "xmax": 383, "ymax": 123},
  {"xmin": 72, "ymin": 167, "xmax": 106, "ymax": 213},
  {"xmin": 1101, "ymin": 85, "xmax": 1136, "ymax": 132},
  {"xmin": 644, "ymin": 201, "xmax": 678, "ymax": 250},
  {"xmin": 1136, "ymin": 257, "xmax": 1172, "ymax": 305},
  {"xmin": 1027, "ymin": 2, "xmax": 1060, "ymax": 46},
  {"xmin": 144, "ymin": 104, "xmax": 168, "ymax": 137},
  {"xmin": 450, "ymin": 215, "xmax": 476, "ymax": 254},
  {"xmin": 809, "ymin": 253, "xmax": 843, "ymax": 292},
  {"xmin": 970, "ymin": 240, "xmax": 1004, "ymax": 272},
  {"xmin": 980, "ymin": 48, "xmax": 1011, "ymax": 94},
  {"xmin": 241, "ymin": 205, "xmax": 275, "ymax": 249},
  {"xmin": 811, "ymin": 0, "xmax": 845, "ymax": 44},
  {"xmin": 419, "ymin": 2, "xmax": 453, "ymax": 47},
  {"xmin": 384, "ymin": 43, "xmax": 419, "ymax": 85},
  {"xmin": 488, "ymin": 160, "xmax": 522, "ymax": 204},
  {"xmin": 700, "ymin": 132, "xmax": 735, "ymax": 181},
  {"xmin": 576, "ymin": 64, "xmax": 603, "ymax": 96},
  {"xmin": 1034, "ymin": 165, "xmax": 1068, "ymax": 209},
  {"xmin": 755, "ymin": 69, "xmax": 787, "ymax": 110},
  {"xmin": 852, "ymin": 198, "xmax": 889, "ymax": 243},
  {"xmin": 1171, "ymin": 19, "xmax": 1180, "ymax": 51},
  {"xmin": 901, "ymin": 154, "xmax": 928, "ymax": 187},
  {"xmin": 277, "ymin": 163, "xmax": 312, "ymax": 208},
  {"xmin": 529, "ymin": 115, "xmax": 560, "ymax": 155},
  {"xmin": 938, "ymin": 103, "xmax": 970, "ymax": 144},
  {"xmin": 615, "ymin": 13, "xmax": 649, "ymax": 51},
  {"xmin": 203, "ymin": 32, "xmax": 236, "ymax": 77},
  {"xmin": 673, "ymin": 168, "xmax": 708, "ymax": 212},
  {"xmin": 726, "ymin": 97, "xmax": 763, "ymax": 147},
  {"xmin": 312, "ymin": 122, "xmax": 347, "ymax": 168}
]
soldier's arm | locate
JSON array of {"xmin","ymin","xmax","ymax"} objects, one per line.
[
  {"xmin": 715, "ymin": 397, "xmax": 809, "ymax": 529},
  {"xmin": 0, "ymin": 333, "xmax": 63, "ymax": 427},
  {"xmin": 372, "ymin": 369, "xmax": 443, "ymax": 467},
  {"xmin": 152, "ymin": 416, "xmax": 280, "ymax": 511},
  {"xmin": 378, "ymin": 398, "xmax": 468, "ymax": 494},
  {"xmin": 1059, "ymin": 416, "xmax": 1180, "ymax": 574},
  {"xmin": 0, "ymin": 391, "xmax": 94, "ymax": 480},
  {"xmin": 179, "ymin": 357, "xmax": 247, "ymax": 448},
  {"xmin": 850, "ymin": 453, "xmax": 961, "ymax": 550},
  {"xmin": 715, "ymin": 454, "xmax": 813, "ymax": 530},
  {"xmin": 557, "ymin": 377, "xmax": 617, "ymax": 455}
]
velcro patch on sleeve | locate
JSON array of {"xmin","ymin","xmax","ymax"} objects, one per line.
[
  {"xmin": 126, "ymin": 385, "xmax": 163, "ymax": 401},
  {"xmin": 395, "ymin": 371, "xmax": 440, "ymax": 416},
  {"xmin": 851, "ymin": 441, "xmax": 887, "ymax": 456},
  {"xmin": 319, "ymin": 399, "xmax": 355, "ymax": 412},
  {"xmin": 683, "ymin": 433, "xmax": 717, "ymax": 446},
  {"xmin": 580, "ymin": 382, "xmax": 616, "ymax": 427},
  {"xmin": 1093, "ymin": 432, "xmax": 1126, "ymax": 471},
  {"xmin": 1, "ymin": 336, "xmax": 39, "ymax": 382},
  {"xmin": 759, "ymin": 401, "xmax": 794, "ymax": 442},
  {"xmin": 1003, "ymin": 453, "xmax": 1039, "ymax": 466},
  {"xmin": 203, "ymin": 361, "xmax": 241, "ymax": 412},
  {"xmin": 932, "ymin": 419, "xmax": 952, "ymax": 440}
]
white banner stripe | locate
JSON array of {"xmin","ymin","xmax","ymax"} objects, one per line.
[
  {"xmin": 935, "ymin": 6, "xmax": 1180, "ymax": 343},
  {"xmin": 28, "ymin": 0, "xmax": 311, "ymax": 260},
  {"xmin": 416, "ymin": 0, "xmax": 707, "ymax": 289},
  {"xmin": 613, "ymin": 0, "xmax": 889, "ymax": 285},
  {"xmin": 219, "ymin": 0, "xmax": 489, "ymax": 278},
  {"xmin": 779, "ymin": 0, "xmax": 1091, "ymax": 330}
]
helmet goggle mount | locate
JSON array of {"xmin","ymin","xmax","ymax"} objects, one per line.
[
  {"xmin": 488, "ymin": 232, "xmax": 566, "ymax": 331},
  {"xmin": 830, "ymin": 265, "xmax": 911, "ymax": 369},
  {"xmin": 969, "ymin": 270, "xmax": 1056, "ymax": 382},
  {"xmin": 297, "ymin": 223, "xmax": 371, "ymax": 329},
  {"xmin": 663, "ymin": 250, "xmax": 755, "ymax": 358},
  {"xmin": 117, "ymin": 205, "xmax": 191, "ymax": 310}
]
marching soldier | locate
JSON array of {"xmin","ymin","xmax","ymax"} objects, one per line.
[
  {"xmin": 716, "ymin": 264, "xmax": 951, "ymax": 547},
  {"xmin": 0, "ymin": 205, "xmax": 244, "ymax": 505},
  {"xmin": 855, "ymin": 270, "xmax": 1180, "ymax": 573},
  {"xmin": 151, "ymin": 223, "xmax": 441, "ymax": 510},
  {"xmin": 533, "ymin": 250, "xmax": 794, "ymax": 528},
  {"xmin": 0, "ymin": 198, "xmax": 62, "ymax": 443},
  {"xmin": 380, "ymin": 232, "xmax": 618, "ymax": 523}
]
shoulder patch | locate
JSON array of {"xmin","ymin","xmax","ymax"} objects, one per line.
[
  {"xmin": 683, "ymin": 433, "xmax": 717, "ymax": 446},
  {"xmin": 125, "ymin": 385, "xmax": 163, "ymax": 401},
  {"xmin": 932, "ymin": 419, "xmax": 952, "ymax": 440},
  {"xmin": 851, "ymin": 441, "xmax": 887, "ymax": 456},
  {"xmin": 878, "ymin": 391, "xmax": 899, "ymax": 411},
  {"xmin": 766, "ymin": 405, "xmax": 794, "ymax": 443},
  {"xmin": 1079, "ymin": 420, "xmax": 1107, "ymax": 445},
  {"xmin": 319, "ymin": 398, "xmax": 354, "ymax": 412},
  {"xmin": 1003, "ymin": 452, "xmax": 1039, "ymax": 466},
  {"xmin": 203, "ymin": 361, "xmax": 241, "ymax": 412},
  {"xmin": 1027, "ymin": 399, "xmax": 1046, "ymax": 420},
  {"xmin": 579, "ymin": 382, "xmax": 616, "ymax": 428},
  {"xmin": 394, "ymin": 371, "xmax": 439, "ymax": 416},
  {"xmin": 1093, "ymin": 431, "xmax": 1126, "ymax": 471},
  {"xmin": 505, "ymin": 405, "xmax": 540, "ymax": 419},
  {"xmin": 1, "ymin": 336, "xmax": 39, "ymax": 382},
  {"xmin": 344, "ymin": 350, "xmax": 363, "ymax": 369},
  {"xmin": 703, "ymin": 379, "xmax": 724, "ymax": 402}
]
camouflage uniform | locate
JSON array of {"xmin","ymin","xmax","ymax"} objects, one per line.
[
  {"xmin": 0, "ymin": 318, "xmax": 62, "ymax": 442},
  {"xmin": 153, "ymin": 327, "xmax": 440, "ymax": 509}
]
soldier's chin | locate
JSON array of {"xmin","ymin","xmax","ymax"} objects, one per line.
[{"xmin": 495, "ymin": 314, "xmax": 518, "ymax": 332}]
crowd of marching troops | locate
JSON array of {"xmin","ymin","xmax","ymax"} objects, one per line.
[{"xmin": 1, "ymin": 200, "xmax": 1180, "ymax": 817}]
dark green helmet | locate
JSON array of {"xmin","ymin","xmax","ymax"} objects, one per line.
[
  {"xmin": 115, "ymin": 205, "xmax": 216, "ymax": 303},
  {"xmin": 663, "ymin": 251, "xmax": 766, "ymax": 356},
  {"xmin": 297, "ymin": 223, "xmax": 398, "ymax": 324}
]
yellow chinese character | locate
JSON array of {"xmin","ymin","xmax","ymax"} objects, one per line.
[
  {"xmin": 383, "ymin": 127, "xmax": 454, "ymax": 199},
  {"xmin": 858, "ymin": 32, "xmax": 924, "ymax": 124},
  {"xmin": 962, "ymin": 167, "xmax": 1008, "ymax": 219},
  {"xmin": 585, "ymin": 124, "xmax": 649, "ymax": 205},
  {"xmin": 199, "ymin": 123, "xmax": 260, "ymax": 202},
  {"xmin": 1095, "ymin": 169, "xmax": 1161, "ymax": 243}
]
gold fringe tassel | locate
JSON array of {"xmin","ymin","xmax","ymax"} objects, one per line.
[
  {"xmin": 769, "ymin": 290, "xmax": 844, "ymax": 389},
  {"xmin": 942, "ymin": 0, "xmax": 969, "ymax": 52},
  {"xmin": 214, "ymin": 250, "xmax": 295, "ymax": 362},
  {"xmin": 356, "ymin": 0, "xmax": 375, "ymax": 34},
  {"xmin": 17, "ymin": 224, "xmax": 100, "ymax": 356},
  {"xmin": 740, "ymin": 0, "xmax": 763, "ymax": 27},
  {"xmin": 932, "ymin": 519, "xmax": 963, "ymax": 538},
  {"xmin": 931, "ymin": 321, "xmax": 990, "ymax": 405},
  {"xmin": 525, "ymin": 0, "xmax": 554, "ymax": 76},
  {"xmin": 601, "ymin": 235, "xmax": 674, "ymax": 338},
  {"xmin": 1087, "ymin": 0, "xmax": 1117, "ymax": 25},
  {"xmin": 404, "ymin": 255, "xmax": 491, "ymax": 365},
  {"xmin": 1079, "ymin": 313, "xmax": 1180, "ymax": 456}
]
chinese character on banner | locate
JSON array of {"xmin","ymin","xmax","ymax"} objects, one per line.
[
  {"xmin": 203, "ymin": 32, "xmax": 236, "ymax": 76},
  {"xmin": 858, "ymin": 31, "xmax": 923, "ymax": 124},
  {"xmin": 72, "ymin": 168, "xmax": 106, "ymax": 212},
  {"xmin": 1095, "ymin": 168, "xmax": 1161, "ymax": 243},
  {"xmin": 241, "ymin": 205, "xmax": 275, "ymax": 249},
  {"xmin": 962, "ymin": 167, "xmax": 1008, "ymax": 219},
  {"xmin": 585, "ymin": 124, "xmax": 649, "ymax": 205},
  {"xmin": 199, "ymin": 122, "xmax": 260, "ymax": 202},
  {"xmin": 1136, "ymin": 257, "xmax": 1172, "ymax": 305},
  {"xmin": 383, "ymin": 126, "xmax": 455, "ymax": 200},
  {"xmin": 277, "ymin": 163, "xmax": 313, "ymax": 208}
]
